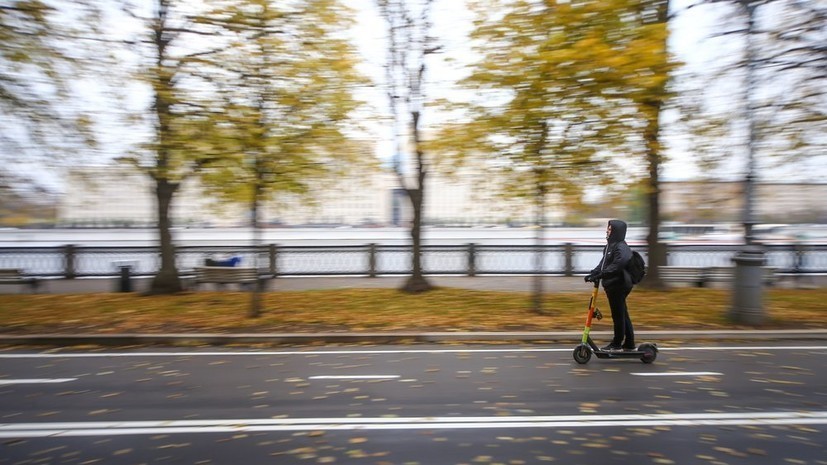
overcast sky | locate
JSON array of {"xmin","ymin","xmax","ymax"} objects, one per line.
[
  {"xmin": 21, "ymin": 0, "xmax": 823, "ymax": 193},
  {"xmin": 344, "ymin": 0, "xmax": 825, "ymax": 183},
  {"xmin": 343, "ymin": 0, "xmax": 727, "ymax": 181}
]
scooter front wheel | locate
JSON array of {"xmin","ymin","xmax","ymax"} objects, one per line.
[
  {"xmin": 573, "ymin": 344, "xmax": 592, "ymax": 364},
  {"xmin": 639, "ymin": 343, "xmax": 658, "ymax": 364}
]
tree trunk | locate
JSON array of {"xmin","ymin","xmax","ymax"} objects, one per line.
[
  {"xmin": 640, "ymin": 0, "xmax": 670, "ymax": 290},
  {"xmin": 643, "ymin": 102, "xmax": 667, "ymax": 290},
  {"xmin": 402, "ymin": 111, "xmax": 433, "ymax": 294},
  {"xmin": 531, "ymin": 125, "xmax": 549, "ymax": 313},
  {"xmin": 532, "ymin": 193, "xmax": 546, "ymax": 315},
  {"xmin": 403, "ymin": 187, "xmax": 433, "ymax": 293},
  {"xmin": 149, "ymin": 178, "xmax": 182, "ymax": 295},
  {"xmin": 248, "ymin": 159, "xmax": 263, "ymax": 318},
  {"xmin": 147, "ymin": 1, "xmax": 181, "ymax": 296}
]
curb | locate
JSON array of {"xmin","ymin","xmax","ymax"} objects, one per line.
[{"xmin": 2, "ymin": 330, "xmax": 827, "ymax": 347}]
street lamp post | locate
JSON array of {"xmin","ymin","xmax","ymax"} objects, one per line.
[{"xmin": 729, "ymin": 0, "xmax": 765, "ymax": 325}]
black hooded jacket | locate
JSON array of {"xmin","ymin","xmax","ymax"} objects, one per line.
[{"xmin": 591, "ymin": 219, "xmax": 633, "ymax": 291}]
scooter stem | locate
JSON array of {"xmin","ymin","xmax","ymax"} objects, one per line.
[{"xmin": 581, "ymin": 280, "xmax": 601, "ymax": 344}]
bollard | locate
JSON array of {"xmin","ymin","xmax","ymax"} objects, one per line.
[
  {"xmin": 729, "ymin": 245, "xmax": 765, "ymax": 325},
  {"xmin": 467, "ymin": 243, "xmax": 476, "ymax": 277},
  {"xmin": 64, "ymin": 244, "xmax": 77, "ymax": 280},
  {"xmin": 368, "ymin": 243, "xmax": 377, "ymax": 278},
  {"xmin": 564, "ymin": 242, "xmax": 574, "ymax": 277},
  {"xmin": 118, "ymin": 265, "xmax": 133, "ymax": 293}
]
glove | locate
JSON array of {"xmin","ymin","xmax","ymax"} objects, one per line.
[{"xmin": 585, "ymin": 273, "xmax": 601, "ymax": 283}]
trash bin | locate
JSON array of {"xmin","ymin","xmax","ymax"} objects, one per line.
[{"xmin": 729, "ymin": 245, "xmax": 766, "ymax": 325}]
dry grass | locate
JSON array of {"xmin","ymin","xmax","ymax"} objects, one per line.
[{"xmin": 0, "ymin": 287, "xmax": 824, "ymax": 334}]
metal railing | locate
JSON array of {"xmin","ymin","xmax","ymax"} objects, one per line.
[{"xmin": 1, "ymin": 243, "xmax": 826, "ymax": 278}]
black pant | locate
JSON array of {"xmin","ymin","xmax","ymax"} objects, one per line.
[{"xmin": 605, "ymin": 286, "xmax": 634, "ymax": 347}]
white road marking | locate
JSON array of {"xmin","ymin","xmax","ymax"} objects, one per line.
[
  {"xmin": 0, "ymin": 346, "xmax": 825, "ymax": 358},
  {"xmin": 658, "ymin": 346, "xmax": 827, "ymax": 351},
  {"xmin": 1, "ymin": 411, "xmax": 825, "ymax": 438},
  {"xmin": 0, "ymin": 378, "xmax": 77, "ymax": 385},
  {"xmin": 0, "ymin": 348, "xmax": 568, "ymax": 358},
  {"xmin": 631, "ymin": 372, "xmax": 722, "ymax": 377},
  {"xmin": 309, "ymin": 375, "xmax": 400, "ymax": 380}
]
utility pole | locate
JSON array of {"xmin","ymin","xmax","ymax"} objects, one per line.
[{"xmin": 729, "ymin": 0, "xmax": 766, "ymax": 325}]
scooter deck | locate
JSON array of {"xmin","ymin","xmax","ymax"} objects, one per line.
[
  {"xmin": 586, "ymin": 337, "xmax": 657, "ymax": 359},
  {"xmin": 593, "ymin": 349, "xmax": 647, "ymax": 359}
]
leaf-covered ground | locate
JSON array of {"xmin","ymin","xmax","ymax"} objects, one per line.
[{"xmin": 0, "ymin": 287, "xmax": 824, "ymax": 334}]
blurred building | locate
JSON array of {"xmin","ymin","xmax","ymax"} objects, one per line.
[
  {"xmin": 422, "ymin": 168, "xmax": 551, "ymax": 226},
  {"xmin": 266, "ymin": 170, "xmax": 396, "ymax": 227},
  {"xmin": 57, "ymin": 166, "xmax": 397, "ymax": 228},
  {"xmin": 57, "ymin": 167, "xmax": 826, "ymax": 227},
  {"xmin": 58, "ymin": 167, "xmax": 218, "ymax": 227},
  {"xmin": 56, "ymin": 165, "xmax": 547, "ymax": 227},
  {"xmin": 660, "ymin": 181, "xmax": 827, "ymax": 224}
]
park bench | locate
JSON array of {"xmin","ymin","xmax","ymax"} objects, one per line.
[
  {"xmin": 193, "ymin": 266, "xmax": 263, "ymax": 290},
  {"xmin": 0, "ymin": 269, "xmax": 40, "ymax": 293},
  {"xmin": 660, "ymin": 266, "xmax": 776, "ymax": 288}
]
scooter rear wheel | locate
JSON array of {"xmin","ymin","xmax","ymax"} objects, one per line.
[{"xmin": 573, "ymin": 344, "xmax": 592, "ymax": 364}]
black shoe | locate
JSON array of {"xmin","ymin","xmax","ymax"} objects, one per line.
[
  {"xmin": 602, "ymin": 344, "xmax": 622, "ymax": 351},
  {"xmin": 622, "ymin": 343, "xmax": 636, "ymax": 351}
]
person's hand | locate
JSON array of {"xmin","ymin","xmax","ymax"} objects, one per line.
[{"xmin": 585, "ymin": 273, "xmax": 601, "ymax": 283}]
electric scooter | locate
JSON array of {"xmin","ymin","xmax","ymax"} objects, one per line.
[{"xmin": 572, "ymin": 279, "xmax": 657, "ymax": 364}]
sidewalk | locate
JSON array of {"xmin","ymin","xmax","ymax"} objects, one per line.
[
  {"xmin": 33, "ymin": 275, "xmax": 591, "ymax": 294},
  {"xmin": 16, "ymin": 274, "xmax": 827, "ymax": 294}
]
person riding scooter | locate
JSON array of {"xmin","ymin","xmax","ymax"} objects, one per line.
[{"xmin": 585, "ymin": 219, "xmax": 635, "ymax": 351}]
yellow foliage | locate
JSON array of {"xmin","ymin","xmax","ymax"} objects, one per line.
[{"xmin": 0, "ymin": 288, "xmax": 824, "ymax": 334}]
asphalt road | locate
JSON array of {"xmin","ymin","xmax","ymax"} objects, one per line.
[{"xmin": 1, "ymin": 343, "xmax": 826, "ymax": 465}]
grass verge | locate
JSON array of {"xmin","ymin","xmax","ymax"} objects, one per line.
[{"xmin": 0, "ymin": 287, "xmax": 824, "ymax": 334}]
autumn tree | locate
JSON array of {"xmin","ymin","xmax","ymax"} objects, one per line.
[
  {"xmin": 0, "ymin": 1, "xmax": 100, "ymax": 190},
  {"xmin": 193, "ymin": 0, "xmax": 367, "ymax": 316},
  {"xmin": 377, "ymin": 0, "xmax": 439, "ymax": 293},
  {"xmin": 111, "ymin": 0, "xmax": 365, "ymax": 298},
  {"xmin": 114, "ymin": 0, "xmax": 224, "ymax": 295},
  {"xmin": 624, "ymin": 0, "xmax": 673, "ymax": 290},
  {"xmin": 679, "ymin": 0, "xmax": 826, "ymax": 238},
  {"xmin": 448, "ymin": 0, "xmax": 677, "ymax": 312}
]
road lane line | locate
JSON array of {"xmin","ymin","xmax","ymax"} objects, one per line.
[
  {"xmin": 309, "ymin": 375, "xmax": 400, "ymax": 380},
  {"xmin": 1, "ymin": 411, "xmax": 825, "ymax": 438},
  {"xmin": 658, "ymin": 346, "xmax": 827, "ymax": 351},
  {"xmin": 0, "ymin": 378, "xmax": 77, "ymax": 385},
  {"xmin": 631, "ymin": 372, "xmax": 722, "ymax": 377},
  {"xmin": 0, "ymin": 346, "xmax": 825, "ymax": 358},
  {"xmin": 0, "ymin": 349, "xmax": 569, "ymax": 358}
]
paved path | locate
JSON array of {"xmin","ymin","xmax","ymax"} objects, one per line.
[
  {"xmin": 12, "ymin": 274, "xmax": 827, "ymax": 294},
  {"xmin": 22, "ymin": 275, "xmax": 591, "ymax": 294}
]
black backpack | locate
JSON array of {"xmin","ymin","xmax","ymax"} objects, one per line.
[{"xmin": 627, "ymin": 250, "xmax": 646, "ymax": 284}]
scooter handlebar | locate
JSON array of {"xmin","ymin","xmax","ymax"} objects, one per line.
[{"xmin": 584, "ymin": 275, "xmax": 601, "ymax": 288}]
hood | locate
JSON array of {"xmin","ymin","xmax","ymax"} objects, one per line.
[{"xmin": 607, "ymin": 219, "xmax": 627, "ymax": 243}]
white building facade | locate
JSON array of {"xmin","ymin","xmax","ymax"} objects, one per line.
[
  {"xmin": 57, "ymin": 165, "xmax": 548, "ymax": 227},
  {"xmin": 58, "ymin": 166, "xmax": 827, "ymax": 227}
]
